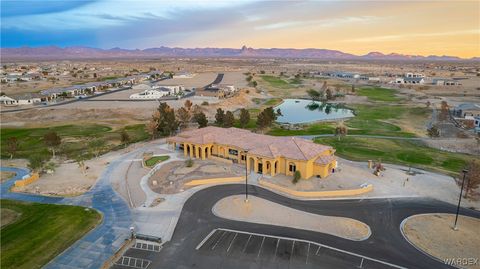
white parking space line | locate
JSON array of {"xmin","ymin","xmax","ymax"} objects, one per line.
[
  {"xmin": 242, "ymin": 234, "xmax": 252, "ymax": 253},
  {"xmin": 132, "ymin": 242, "xmax": 162, "ymax": 252},
  {"xmin": 211, "ymin": 228, "xmax": 407, "ymax": 269},
  {"xmin": 273, "ymin": 238, "xmax": 280, "ymax": 261},
  {"xmin": 195, "ymin": 229, "xmax": 218, "ymax": 250},
  {"xmin": 226, "ymin": 233, "xmax": 238, "ymax": 253},
  {"xmin": 306, "ymin": 243, "xmax": 310, "ymax": 265},
  {"xmin": 115, "ymin": 256, "xmax": 151, "ymax": 269},
  {"xmin": 315, "ymin": 245, "xmax": 321, "ymax": 255},
  {"xmin": 211, "ymin": 231, "xmax": 226, "ymax": 250},
  {"xmin": 257, "ymin": 237, "xmax": 265, "ymax": 259}
]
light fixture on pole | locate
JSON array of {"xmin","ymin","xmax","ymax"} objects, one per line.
[
  {"xmin": 453, "ymin": 169, "xmax": 468, "ymax": 231},
  {"xmin": 244, "ymin": 150, "xmax": 249, "ymax": 203}
]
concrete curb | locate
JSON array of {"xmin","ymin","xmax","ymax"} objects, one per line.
[
  {"xmin": 211, "ymin": 194, "xmax": 372, "ymax": 242},
  {"xmin": 399, "ymin": 213, "xmax": 469, "ymax": 269},
  {"xmin": 258, "ymin": 178, "xmax": 373, "ymax": 198}
]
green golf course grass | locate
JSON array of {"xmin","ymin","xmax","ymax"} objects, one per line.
[
  {"xmin": 261, "ymin": 75, "xmax": 296, "ymax": 89},
  {"xmin": 144, "ymin": 155, "xmax": 170, "ymax": 167},
  {"xmin": 314, "ymin": 137, "xmax": 471, "ymax": 175},
  {"xmin": 356, "ymin": 86, "xmax": 403, "ymax": 102},
  {"xmin": 1, "ymin": 124, "xmax": 149, "ymax": 160},
  {"xmin": 268, "ymin": 104, "xmax": 427, "ymax": 137},
  {"xmin": 0, "ymin": 200, "xmax": 101, "ymax": 269}
]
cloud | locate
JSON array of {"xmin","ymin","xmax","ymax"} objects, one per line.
[
  {"xmin": 347, "ymin": 29, "xmax": 480, "ymax": 43},
  {"xmin": 1, "ymin": 0, "xmax": 97, "ymax": 17},
  {"xmin": 255, "ymin": 16, "xmax": 381, "ymax": 30}
]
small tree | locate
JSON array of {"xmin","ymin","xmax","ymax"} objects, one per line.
[
  {"xmin": 215, "ymin": 108, "xmax": 225, "ymax": 126},
  {"xmin": 326, "ymin": 88, "xmax": 334, "ymax": 100},
  {"xmin": 334, "ymin": 124, "xmax": 348, "ymax": 140},
  {"xmin": 6, "ymin": 137, "xmax": 19, "ymax": 159},
  {"xmin": 256, "ymin": 112, "xmax": 269, "ymax": 131},
  {"xmin": 307, "ymin": 89, "xmax": 321, "ymax": 101},
  {"xmin": 224, "ymin": 111, "xmax": 235, "ymax": 128},
  {"xmin": 155, "ymin": 102, "xmax": 179, "ymax": 136},
  {"xmin": 185, "ymin": 159, "xmax": 194, "ymax": 167},
  {"xmin": 75, "ymin": 155, "xmax": 88, "ymax": 175},
  {"xmin": 89, "ymin": 139, "xmax": 106, "ymax": 158},
  {"xmin": 146, "ymin": 111, "xmax": 159, "ymax": 140},
  {"xmin": 184, "ymin": 99, "xmax": 193, "ymax": 111},
  {"xmin": 439, "ymin": 101, "xmax": 449, "ymax": 121},
  {"xmin": 292, "ymin": 170, "xmax": 301, "ymax": 184},
  {"xmin": 239, "ymin": 108, "xmax": 250, "ymax": 128},
  {"xmin": 43, "ymin": 131, "xmax": 61, "ymax": 158},
  {"xmin": 427, "ymin": 125, "xmax": 440, "ymax": 137},
  {"xmin": 177, "ymin": 107, "xmax": 191, "ymax": 129},
  {"xmin": 464, "ymin": 160, "xmax": 480, "ymax": 198},
  {"xmin": 193, "ymin": 111, "xmax": 208, "ymax": 128},
  {"xmin": 28, "ymin": 154, "xmax": 46, "ymax": 172},
  {"xmin": 120, "ymin": 130, "xmax": 130, "ymax": 148}
]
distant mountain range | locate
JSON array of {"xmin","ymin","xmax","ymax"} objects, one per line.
[{"xmin": 0, "ymin": 45, "xmax": 476, "ymax": 61}]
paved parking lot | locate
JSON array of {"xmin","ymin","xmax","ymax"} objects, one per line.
[
  {"xmin": 195, "ymin": 228, "xmax": 406, "ymax": 269},
  {"xmin": 111, "ymin": 240, "xmax": 162, "ymax": 269}
]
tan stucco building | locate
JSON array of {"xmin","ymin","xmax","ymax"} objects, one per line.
[{"xmin": 167, "ymin": 127, "xmax": 337, "ymax": 179}]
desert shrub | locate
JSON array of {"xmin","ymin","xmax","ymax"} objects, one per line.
[
  {"xmin": 201, "ymin": 101, "xmax": 209, "ymax": 106},
  {"xmin": 292, "ymin": 170, "xmax": 301, "ymax": 184}
]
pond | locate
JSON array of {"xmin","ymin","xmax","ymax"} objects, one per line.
[{"xmin": 274, "ymin": 99, "xmax": 354, "ymax": 124}]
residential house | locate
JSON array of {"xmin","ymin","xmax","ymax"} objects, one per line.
[{"xmin": 452, "ymin": 103, "xmax": 480, "ymax": 119}]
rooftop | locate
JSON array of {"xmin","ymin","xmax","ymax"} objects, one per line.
[{"xmin": 168, "ymin": 126, "xmax": 334, "ymax": 161}]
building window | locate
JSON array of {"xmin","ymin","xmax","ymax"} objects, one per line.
[
  {"xmin": 288, "ymin": 163, "xmax": 296, "ymax": 172},
  {"xmin": 241, "ymin": 155, "xmax": 246, "ymax": 161},
  {"xmin": 228, "ymin": 149, "xmax": 238, "ymax": 156}
]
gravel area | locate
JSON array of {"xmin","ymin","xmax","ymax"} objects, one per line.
[
  {"xmin": 213, "ymin": 194, "xmax": 371, "ymax": 241},
  {"xmin": 402, "ymin": 213, "xmax": 480, "ymax": 269},
  {"xmin": 148, "ymin": 159, "xmax": 243, "ymax": 194}
]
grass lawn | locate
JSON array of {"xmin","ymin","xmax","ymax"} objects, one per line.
[
  {"xmin": 268, "ymin": 122, "xmax": 335, "ymax": 136},
  {"xmin": 261, "ymin": 75, "xmax": 294, "ymax": 89},
  {"xmin": 264, "ymin": 98, "xmax": 283, "ymax": 106},
  {"xmin": 144, "ymin": 155, "xmax": 170, "ymax": 167},
  {"xmin": 1, "ymin": 123, "xmax": 149, "ymax": 160},
  {"xmin": 268, "ymin": 104, "xmax": 428, "ymax": 137},
  {"xmin": 356, "ymin": 86, "xmax": 403, "ymax": 102},
  {"xmin": 0, "ymin": 200, "xmax": 101, "ymax": 269},
  {"xmin": 314, "ymin": 137, "xmax": 472, "ymax": 175}
]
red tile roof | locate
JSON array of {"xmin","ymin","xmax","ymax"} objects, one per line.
[{"xmin": 168, "ymin": 126, "xmax": 334, "ymax": 162}]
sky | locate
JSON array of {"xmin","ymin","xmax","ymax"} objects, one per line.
[{"xmin": 1, "ymin": 0, "xmax": 479, "ymax": 58}]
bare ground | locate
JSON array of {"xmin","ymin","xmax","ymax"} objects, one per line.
[
  {"xmin": 148, "ymin": 159, "xmax": 243, "ymax": 194},
  {"xmin": 0, "ymin": 208, "xmax": 21, "ymax": 228},
  {"xmin": 402, "ymin": 213, "xmax": 480, "ymax": 269},
  {"xmin": 213, "ymin": 195, "xmax": 371, "ymax": 241}
]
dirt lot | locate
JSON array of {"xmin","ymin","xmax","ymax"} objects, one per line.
[
  {"xmin": 148, "ymin": 159, "xmax": 244, "ymax": 194},
  {"xmin": 402, "ymin": 213, "xmax": 480, "ymax": 269}
]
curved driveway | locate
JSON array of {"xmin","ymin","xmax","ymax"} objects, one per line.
[
  {"xmin": 1, "ymin": 156, "xmax": 134, "ymax": 269},
  {"xmin": 150, "ymin": 184, "xmax": 480, "ymax": 269}
]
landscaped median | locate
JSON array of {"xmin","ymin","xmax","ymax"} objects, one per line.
[
  {"xmin": 400, "ymin": 213, "xmax": 480, "ymax": 269},
  {"xmin": 213, "ymin": 195, "xmax": 371, "ymax": 241},
  {"xmin": 258, "ymin": 178, "xmax": 373, "ymax": 198},
  {"xmin": 185, "ymin": 176, "xmax": 245, "ymax": 186}
]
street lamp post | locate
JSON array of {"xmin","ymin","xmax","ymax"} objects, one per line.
[
  {"xmin": 453, "ymin": 169, "xmax": 468, "ymax": 231},
  {"xmin": 245, "ymin": 150, "xmax": 249, "ymax": 203}
]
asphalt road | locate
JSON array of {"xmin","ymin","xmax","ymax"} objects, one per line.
[{"xmin": 114, "ymin": 184, "xmax": 480, "ymax": 269}]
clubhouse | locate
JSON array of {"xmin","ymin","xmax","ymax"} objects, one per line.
[{"xmin": 167, "ymin": 127, "xmax": 337, "ymax": 179}]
